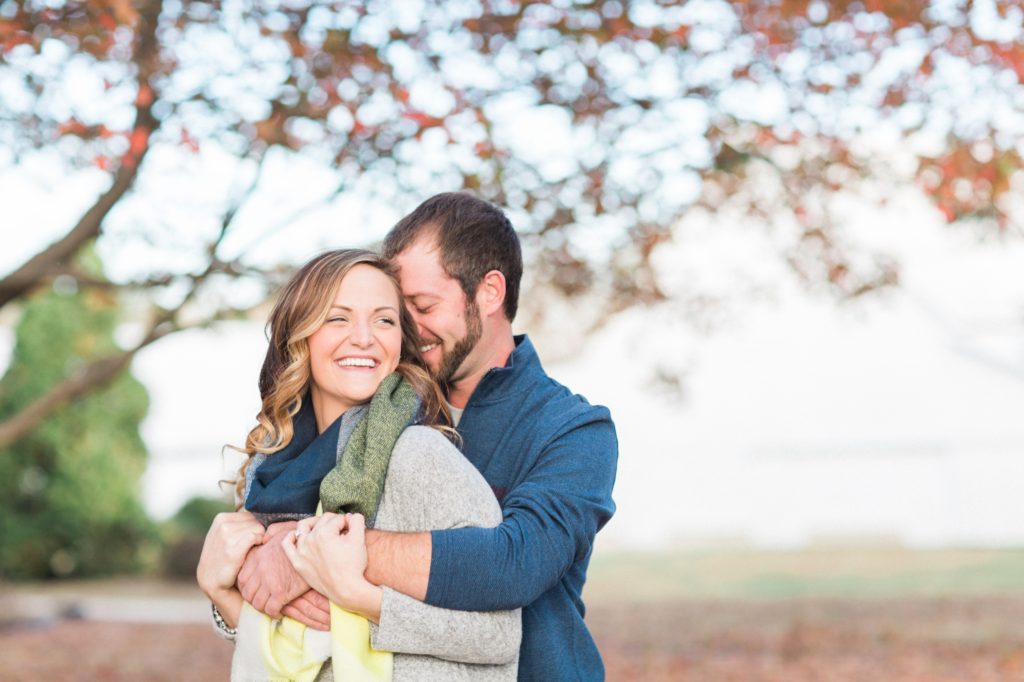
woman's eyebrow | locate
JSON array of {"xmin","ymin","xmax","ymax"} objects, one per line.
[{"xmin": 330, "ymin": 305, "xmax": 399, "ymax": 313}]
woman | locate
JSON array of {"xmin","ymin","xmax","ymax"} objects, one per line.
[{"xmin": 196, "ymin": 249, "xmax": 520, "ymax": 681}]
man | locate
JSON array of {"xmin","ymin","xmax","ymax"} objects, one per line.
[{"xmin": 238, "ymin": 192, "xmax": 618, "ymax": 680}]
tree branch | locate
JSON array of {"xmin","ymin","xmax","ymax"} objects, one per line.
[
  {"xmin": 0, "ymin": 133, "xmax": 275, "ymax": 448},
  {"xmin": 0, "ymin": 312, "xmax": 176, "ymax": 449},
  {"xmin": 238, "ymin": 176, "xmax": 349, "ymax": 252},
  {"xmin": 46, "ymin": 258, "xmax": 274, "ymax": 292},
  {"xmin": 0, "ymin": 164, "xmax": 139, "ymax": 308},
  {"xmin": 0, "ymin": 278, "xmax": 271, "ymax": 449},
  {"xmin": 0, "ymin": 0, "xmax": 164, "ymax": 310}
]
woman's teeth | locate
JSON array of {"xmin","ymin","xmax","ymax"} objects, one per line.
[{"xmin": 337, "ymin": 358, "xmax": 377, "ymax": 367}]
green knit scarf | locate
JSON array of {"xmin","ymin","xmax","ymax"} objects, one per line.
[{"xmin": 318, "ymin": 372, "xmax": 419, "ymax": 523}]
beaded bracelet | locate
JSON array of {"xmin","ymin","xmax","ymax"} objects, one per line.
[{"xmin": 211, "ymin": 602, "xmax": 238, "ymax": 638}]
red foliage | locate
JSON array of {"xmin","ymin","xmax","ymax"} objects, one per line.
[
  {"xmin": 2, "ymin": 0, "xmax": 1021, "ymax": 307},
  {"xmin": 135, "ymin": 84, "xmax": 154, "ymax": 109},
  {"xmin": 120, "ymin": 126, "xmax": 150, "ymax": 169},
  {"xmin": 402, "ymin": 111, "xmax": 444, "ymax": 129},
  {"xmin": 57, "ymin": 119, "xmax": 91, "ymax": 137}
]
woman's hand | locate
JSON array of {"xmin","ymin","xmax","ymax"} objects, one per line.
[
  {"xmin": 283, "ymin": 512, "xmax": 383, "ymax": 623},
  {"xmin": 196, "ymin": 511, "xmax": 266, "ymax": 604}
]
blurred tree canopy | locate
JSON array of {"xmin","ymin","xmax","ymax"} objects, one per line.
[
  {"xmin": 0, "ymin": 0, "xmax": 1022, "ymax": 446},
  {"xmin": 0, "ymin": 250, "xmax": 158, "ymax": 578}
]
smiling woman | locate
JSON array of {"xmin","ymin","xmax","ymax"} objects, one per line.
[
  {"xmin": 194, "ymin": 249, "xmax": 521, "ymax": 681},
  {"xmin": 307, "ymin": 265, "xmax": 403, "ymax": 433}
]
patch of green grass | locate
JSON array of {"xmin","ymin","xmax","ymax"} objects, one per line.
[{"xmin": 583, "ymin": 548, "xmax": 1024, "ymax": 604}]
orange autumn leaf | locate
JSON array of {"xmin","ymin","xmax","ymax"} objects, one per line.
[
  {"xmin": 135, "ymin": 84, "xmax": 154, "ymax": 108},
  {"xmin": 403, "ymin": 111, "xmax": 444, "ymax": 128}
]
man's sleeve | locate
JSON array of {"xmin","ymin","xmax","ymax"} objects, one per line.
[{"xmin": 424, "ymin": 414, "xmax": 618, "ymax": 611}]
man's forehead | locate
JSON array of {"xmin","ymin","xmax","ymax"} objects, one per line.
[
  {"xmin": 394, "ymin": 241, "xmax": 452, "ymax": 283},
  {"xmin": 395, "ymin": 258, "xmax": 465, "ymax": 305},
  {"xmin": 395, "ymin": 234, "xmax": 442, "ymax": 263}
]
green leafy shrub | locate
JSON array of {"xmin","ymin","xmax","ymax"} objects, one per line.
[{"xmin": 0, "ymin": 275, "xmax": 158, "ymax": 579}]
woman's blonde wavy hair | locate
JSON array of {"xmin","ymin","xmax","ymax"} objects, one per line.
[{"xmin": 233, "ymin": 249, "xmax": 451, "ymax": 504}]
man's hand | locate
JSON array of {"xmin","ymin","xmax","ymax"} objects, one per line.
[
  {"xmin": 236, "ymin": 521, "xmax": 309, "ymax": 618},
  {"xmin": 282, "ymin": 590, "xmax": 331, "ymax": 631}
]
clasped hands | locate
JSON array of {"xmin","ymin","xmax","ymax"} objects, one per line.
[{"xmin": 237, "ymin": 512, "xmax": 382, "ymax": 631}]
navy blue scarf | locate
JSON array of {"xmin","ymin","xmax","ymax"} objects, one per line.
[{"xmin": 245, "ymin": 399, "xmax": 343, "ymax": 515}]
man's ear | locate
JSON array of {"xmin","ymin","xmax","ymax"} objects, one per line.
[{"xmin": 476, "ymin": 270, "xmax": 507, "ymax": 317}]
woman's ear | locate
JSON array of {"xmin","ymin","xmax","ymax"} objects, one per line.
[{"xmin": 476, "ymin": 270, "xmax": 507, "ymax": 318}]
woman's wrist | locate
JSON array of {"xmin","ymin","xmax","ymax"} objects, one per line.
[
  {"xmin": 331, "ymin": 578, "xmax": 383, "ymax": 624},
  {"xmin": 198, "ymin": 575, "xmax": 231, "ymax": 602},
  {"xmin": 205, "ymin": 586, "xmax": 245, "ymax": 629}
]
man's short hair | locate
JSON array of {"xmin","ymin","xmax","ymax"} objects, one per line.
[{"xmin": 383, "ymin": 192, "xmax": 523, "ymax": 321}]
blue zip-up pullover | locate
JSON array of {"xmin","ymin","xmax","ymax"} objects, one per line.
[{"xmin": 425, "ymin": 335, "xmax": 618, "ymax": 681}]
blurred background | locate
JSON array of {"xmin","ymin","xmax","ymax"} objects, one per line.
[{"xmin": 2, "ymin": 1, "xmax": 1023, "ymax": 680}]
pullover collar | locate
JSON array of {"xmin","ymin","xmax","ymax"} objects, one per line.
[{"xmin": 465, "ymin": 334, "xmax": 541, "ymax": 407}]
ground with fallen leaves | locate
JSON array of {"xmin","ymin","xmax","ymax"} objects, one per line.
[
  {"xmin": 4, "ymin": 549, "xmax": 1024, "ymax": 681},
  {"xmin": 2, "ymin": 596, "xmax": 1024, "ymax": 681}
]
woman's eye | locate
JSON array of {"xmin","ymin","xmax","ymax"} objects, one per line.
[
  {"xmin": 377, "ymin": 317, "xmax": 396, "ymax": 326},
  {"xmin": 327, "ymin": 316, "xmax": 348, "ymax": 324}
]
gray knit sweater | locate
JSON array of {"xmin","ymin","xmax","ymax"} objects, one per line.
[
  {"xmin": 367, "ymin": 426, "xmax": 521, "ymax": 680},
  {"xmin": 238, "ymin": 424, "xmax": 521, "ymax": 681}
]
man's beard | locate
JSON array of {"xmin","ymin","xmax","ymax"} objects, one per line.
[{"xmin": 435, "ymin": 299, "xmax": 483, "ymax": 385}]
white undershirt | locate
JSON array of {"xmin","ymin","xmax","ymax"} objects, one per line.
[{"xmin": 445, "ymin": 400, "xmax": 465, "ymax": 428}]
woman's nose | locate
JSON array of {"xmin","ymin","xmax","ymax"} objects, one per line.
[{"xmin": 351, "ymin": 319, "xmax": 373, "ymax": 347}]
